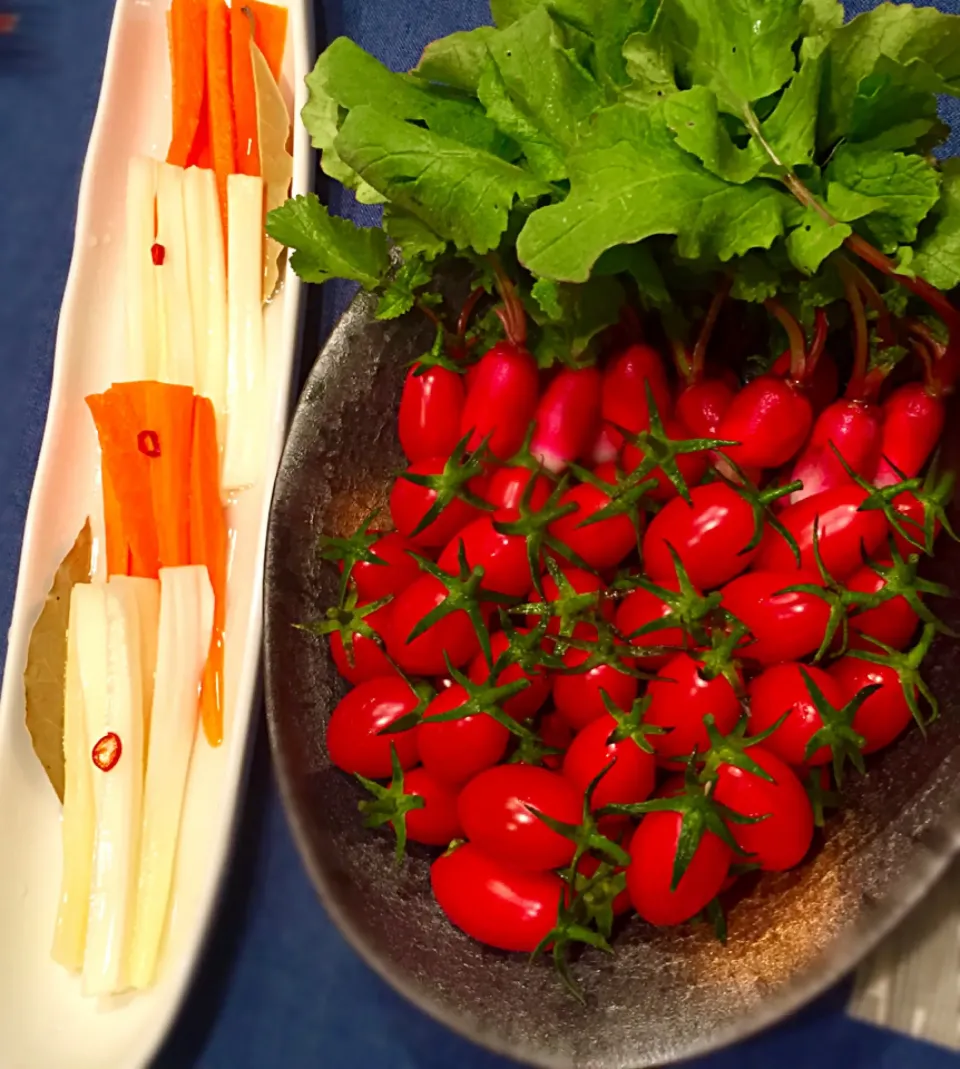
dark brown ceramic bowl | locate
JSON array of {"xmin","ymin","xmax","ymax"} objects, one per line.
[{"xmin": 264, "ymin": 288, "xmax": 960, "ymax": 1069}]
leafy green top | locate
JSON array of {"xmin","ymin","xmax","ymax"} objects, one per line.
[{"xmin": 268, "ymin": 0, "xmax": 960, "ymax": 364}]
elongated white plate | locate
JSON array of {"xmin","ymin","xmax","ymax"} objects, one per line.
[{"xmin": 0, "ymin": 2, "xmax": 310, "ymax": 1067}]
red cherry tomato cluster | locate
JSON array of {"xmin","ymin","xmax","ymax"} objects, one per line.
[{"xmin": 309, "ymin": 293, "xmax": 954, "ymax": 989}]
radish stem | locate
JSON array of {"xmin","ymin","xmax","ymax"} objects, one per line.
[
  {"xmin": 742, "ymin": 103, "xmax": 960, "ymax": 340},
  {"xmin": 842, "ymin": 267, "xmax": 870, "ymax": 402},
  {"xmin": 692, "ymin": 278, "xmax": 731, "ymax": 383},
  {"xmin": 764, "ymin": 298, "xmax": 807, "ymax": 383}
]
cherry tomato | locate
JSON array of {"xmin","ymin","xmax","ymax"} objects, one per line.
[
  {"xmin": 431, "ymin": 843, "xmax": 564, "ymax": 952},
  {"xmin": 457, "ymin": 764, "xmax": 582, "ymax": 871},
  {"xmin": 418, "ymin": 684, "xmax": 510, "ymax": 786},
  {"xmin": 643, "ymin": 482, "xmax": 762, "ymax": 591},
  {"xmin": 720, "ymin": 570, "xmax": 830, "ymax": 665},
  {"xmin": 846, "ymin": 566, "xmax": 919, "ymax": 651},
  {"xmin": 754, "ymin": 485, "xmax": 889, "ymax": 580},
  {"xmin": 562, "ymin": 714, "xmax": 656, "ymax": 809},
  {"xmin": 326, "ymin": 678, "xmax": 420, "ymax": 777},
  {"xmin": 548, "ymin": 465, "xmax": 639, "ymax": 571},
  {"xmin": 829, "ymin": 656, "xmax": 913, "ymax": 754},
  {"xmin": 717, "ymin": 375, "xmax": 813, "ymax": 470},
  {"xmin": 467, "ymin": 629, "xmax": 552, "ymax": 722},
  {"xmin": 330, "ymin": 602, "xmax": 399, "ymax": 685},
  {"xmin": 552, "ymin": 645, "xmax": 638, "ymax": 731},
  {"xmin": 399, "ymin": 363, "xmax": 466, "ymax": 463},
  {"xmin": 540, "ymin": 710, "xmax": 574, "ymax": 770},
  {"xmin": 390, "ymin": 458, "xmax": 482, "ymax": 549},
  {"xmin": 676, "ymin": 378, "xmax": 736, "ymax": 437},
  {"xmin": 484, "ymin": 466, "xmax": 553, "ymax": 513},
  {"xmin": 351, "ymin": 532, "xmax": 421, "ymax": 602},
  {"xmin": 645, "ymin": 652, "xmax": 742, "ymax": 765},
  {"xmin": 712, "ymin": 746, "xmax": 814, "ymax": 871},
  {"xmin": 402, "ymin": 768, "xmax": 463, "ymax": 846},
  {"xmin": 626, "ymin": 809, "xmax": 731, "ymax": 926},
  {"xmin": 747, "ymin": 662, "xmax": 845, "ymax": 767},
  {"xmin": 437, "ymin": 513, "xmax": 532, "ymax": 596},
  {"xmin": 460, "ymin": 341, "xmax": 540, "ymax": 459},
  {"xmin": 386, "ymin": 576, "xmax": 484, "ymax": 675},
  {"xmin": 616, "ymin": 580, "xmax": 699, "ymax": 668}
]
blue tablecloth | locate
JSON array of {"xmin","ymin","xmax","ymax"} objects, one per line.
[{"xmin": 4, "ymin": 2, "xmax": 960, "ymax": 1067}]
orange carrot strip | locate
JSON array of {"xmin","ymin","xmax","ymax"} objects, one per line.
[
  {"xmin": 249, "ymin": 1, "xmax": 287, "ymax": 83},
  {"xmin": 186, "ymin": 75, "xmax": 212, "ymax": 169},
  {"xmin": 166, "ymin": 0, "xmax": 208, "ymax": 168},
  {"xmin": 206, "ymin": 0, "xmax": 236, "ymax": 235},
  {"xmin": 101, "ymin": 466, "xmax": 131, "ymax": 577},
  {"xmin": 86, "ymin": 389, "xmax": 160, "ymax": 579},
  {"xmin": 231, "ymin": 2, "xmax": 260, "ymax": 177},
  {"xmin": 189, "ymin": 396, "xmax": 228, "ymax": 746},
  {"xmin": 134, "ymin": 381, "xmax": 195, "ymax": 570}
]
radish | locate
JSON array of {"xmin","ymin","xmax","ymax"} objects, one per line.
[
  {"xmin": 788, "ymin": 399, "xmax": 882, "ymax": 503},
  {"xmin": 717, "ymin": 305, "xmax": 827, "ymax": 470},
  {"xmin": 771, "ymin": 350, "xmax": 839, "ymax": 415},
  {"xmin": 585, "ymin": 421, "xmax": 621, "ymax": 465},
  {"xmin": 399, "ymin": 361, "xmax": 466, "ymax": 463},
  {"xmin": 717, "ymin": 375, "xmax": 813, "ymax": 470},
  {"xmin": 676, "ymin": 378, "xmax": 736, "ymax": 437},
  {"xmin": 460, "ymin": 281, "xmax": 539, "ymax": 461},
  {"xmin": 874, "ymin": 382, "xmax": 946, "ymax": 486},
  {"xmin": 530, "ymin": 365, "xmax": 602, "ymax": 474},
  {"xmin": 600, "ymin": 343, "xmax": 672, "ymax": 453}
]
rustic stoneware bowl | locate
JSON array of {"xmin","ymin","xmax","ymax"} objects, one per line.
[{"xmin": 264, "ymin": 288, "xmax": 960, "ymax": 1069}]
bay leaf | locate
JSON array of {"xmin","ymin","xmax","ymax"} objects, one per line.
[
  {"xmin": 252, "ymin": 38, "xmax": 294, "ymax": 301},
  {"xmin": 23, "ymin": 519, "xmax": 92, "ymax": 802}
]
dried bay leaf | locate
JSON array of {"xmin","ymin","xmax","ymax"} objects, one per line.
[
  {"xmin": 23, "ymin": 520, "xmax": 92, "ymax": 801},
  {"xmin": 252, "ymin": 38, "xmax": 294, "ymax": 301}
]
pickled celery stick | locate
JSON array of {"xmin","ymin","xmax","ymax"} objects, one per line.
[
  {"xmin": 222, "ymin": 173, "xmax": 266, "ymax": 492},
  {"xmin": 79, "ymin": 582, "xmax": 145, "ymax": 997},
  {"xmin": 124, "ymin": 157, "xmax": 161, "ymax": 381},
  {"xmin": 110, "ymin": 576, "xmax": 160, "ymax": 766},
  {"xmin": 183, "ymin": 166, "xmax": 228, "ymax": 441},
  {"xmin": 51, "ymin": 586, "xmax": 95, "ymax": 972},
  {"xmin": 155, "ymin": 162, "xmax": 197, "ymax": 388},
  {"xmin": 129, "ymin": 565, "xmax": 213, "ymax": 990}
]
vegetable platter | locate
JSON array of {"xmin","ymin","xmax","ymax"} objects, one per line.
[
  {"xmin": 0, "ymin": 1, "xmax": 308, "ymax": 1067},
  {"xmin": 264, "ymin": 1, "xmax": 960, "ymax": 1066}
]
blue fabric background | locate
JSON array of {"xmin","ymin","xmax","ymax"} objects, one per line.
[{"xmin": 3, "ymin": 2, "xmax": 960, "ymax": 1067}]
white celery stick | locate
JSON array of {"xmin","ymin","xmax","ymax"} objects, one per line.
[
  {"xmin": 110, "ymin": 576, "xmax": 160, "ymax": 766},
  {"xmin": 80, "ymin": 583, "xmax": 145, "ymax": 997},
  {"xmin": 183, "ymin": 166, "xmax": 228, "ymax": 441},
  {"xmin": 155, "ymin": 162, "xmax": 197, "ymax": 388},
  {"xmin": 124, "ymin": 157, "xmax": 161, "ymax": 381},
  {"xmin": 51, "ymin": 585, "xmax": 96, "ymax": 972},
  {"xmin": 129, "ymin": 565, "xmax": 213, "ymax": 990},
  {"xmin": 222, "ymin": 173, "xmax": 266, "ymax": 493}
]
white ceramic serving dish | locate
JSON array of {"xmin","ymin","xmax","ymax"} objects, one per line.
[{"xmin": 0, "ymin": 2, "xmax": 310, "ymax": 1067}]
